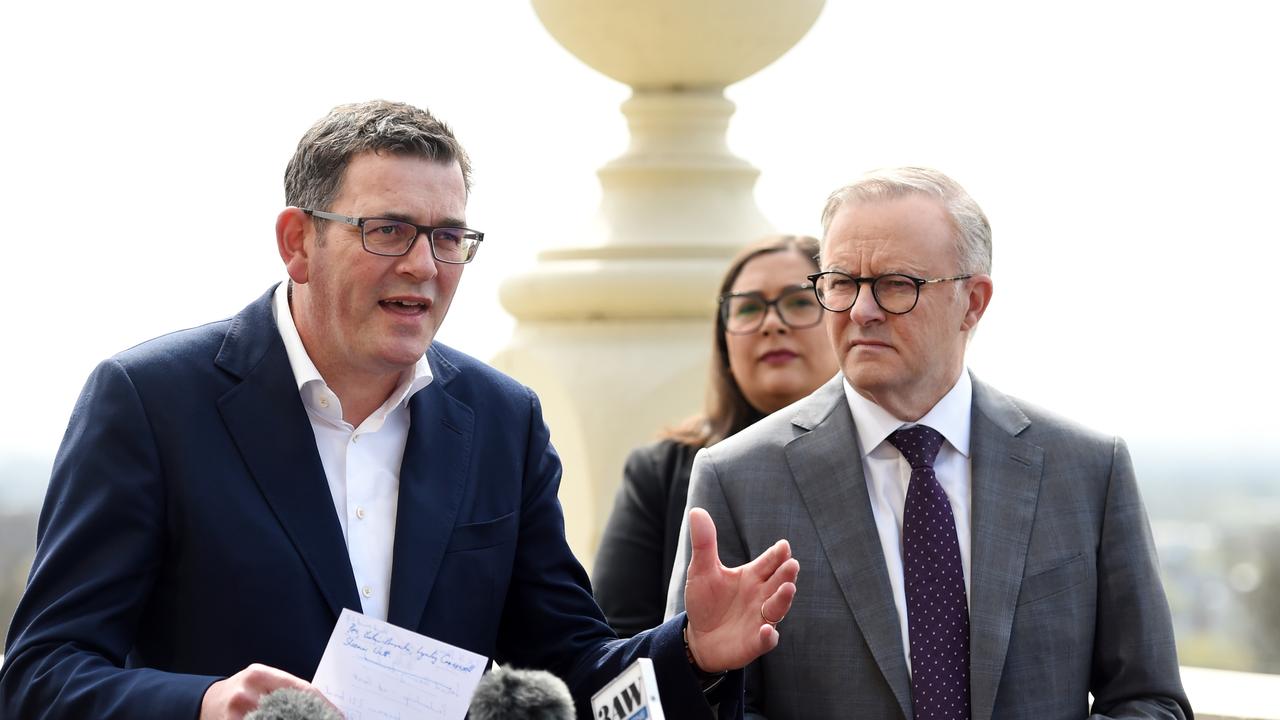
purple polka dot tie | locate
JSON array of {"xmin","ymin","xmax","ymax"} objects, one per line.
[{"xmin": 889, "ymin": 425, "xmax": 971, "ymax": 720}]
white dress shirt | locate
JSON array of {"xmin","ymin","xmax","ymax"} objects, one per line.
[
  {"xmin": 842, "ymin": 370, "xmax": 973, "ymax": 675},
  {"xmin": 271, "ymin": 281, "xmax": 433, "ymax": 621}
]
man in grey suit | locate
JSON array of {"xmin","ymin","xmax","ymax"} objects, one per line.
[{"xmin": 667, "ymin": 167, "xmax": 1191, "ymax": 719}]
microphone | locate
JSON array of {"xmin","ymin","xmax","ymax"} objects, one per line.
[
  {"xmin": 244, "ymin": 687, "xmax": 344, "ymax": 720},
  {"xmin": 468, "ymin": 667, "xmax": 575, "ymax": 720}
]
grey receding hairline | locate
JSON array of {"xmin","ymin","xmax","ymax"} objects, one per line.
[{"xmin": 819, "ymin": 166, "xmax": 992, "ymax": 275}]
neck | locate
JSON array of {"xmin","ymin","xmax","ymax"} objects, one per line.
[
  {"xmin": 858, "ymin": 368, "xmax": 964, "ymax": 423},
  {"xmin": 327, "ymin": 372, "xmax": 401, "ymax": 428},
  {"xmin": 300, "ymin": 339, "xmax": 401, "ymax": 427},
  {"xmin": 289, "ymin": 287, "xmax": 402, "ymax": 428}
]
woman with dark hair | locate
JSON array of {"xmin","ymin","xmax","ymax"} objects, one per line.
[{"xmin": 592, "ymin": 234, "xmax": 839, "ymax": 637}]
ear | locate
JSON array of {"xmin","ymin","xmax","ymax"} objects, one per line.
[
  {"xmin": 960, "ymin": 274, "xmax": 993, "ymax": 331},
  {"xmin": 276, "ymin": 207, "xmax": 314, "ymax": 284}
]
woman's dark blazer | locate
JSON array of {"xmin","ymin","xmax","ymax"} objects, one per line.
[{"xmin": 592, "ymin": 438, "xmax": 700, "ymax": 638}]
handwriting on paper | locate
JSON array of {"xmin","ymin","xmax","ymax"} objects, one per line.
[{"xmin": 312, "ymin": 608, "xmax": 488, "ymax": 720}]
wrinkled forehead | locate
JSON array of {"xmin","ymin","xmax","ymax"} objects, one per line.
[{"xmin": 821, "ymin": 196, "xmax": 958, "ymax": 271}]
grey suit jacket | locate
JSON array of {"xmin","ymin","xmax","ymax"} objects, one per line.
[{"xmin": 668, "ymin": 373, "xmax": 1190, "ymax": 720}]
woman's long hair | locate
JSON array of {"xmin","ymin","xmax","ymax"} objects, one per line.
[{"xmin": 662, "ymin": 234, "xmax": 822, "ymax": 449}]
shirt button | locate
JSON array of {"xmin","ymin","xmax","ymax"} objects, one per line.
[
  {"xmin": 362, "ymin": 586, "xmax": 373, "ymax": 598},
  {"xmin": 355, "ymin": 506, "xmax": 366, "ymax": 520},
  {"xmin": 352, "ymin": 435, "xmax": 360, "ymax": 444},
  {"xmin": 318, "ymin": 397, "xmax": 329, "ymax": 408}
]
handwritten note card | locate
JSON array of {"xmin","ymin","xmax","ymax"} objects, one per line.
[{"xmin": 312, "ymin": 608, "xmax": 487, "ymax": 720}]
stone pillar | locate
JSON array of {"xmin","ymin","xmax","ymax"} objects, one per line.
[{"xmin": 493, "ymin": 0, "xmax": 824, "ymax": 565}]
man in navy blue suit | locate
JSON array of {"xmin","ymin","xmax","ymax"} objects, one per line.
[{"xmin": 0, "ymin": 100, "xmax": 799, "ymax": 720}]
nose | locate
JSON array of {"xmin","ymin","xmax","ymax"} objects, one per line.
[
  {"xmin": 396, "ymin": 232, "xmax": 439, "ymax": 282},
  {"xmin": 760, "ymin": 303, "xmax": 790, "ymax": 335},
  {"xmin": 849, "ymin": 281, "xmax": 884, "ymax": 326}
]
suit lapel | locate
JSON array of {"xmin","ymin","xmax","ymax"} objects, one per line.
[
  {"xmin": 966, "ymin": 375, "xmax": 1043, "ymax": 720},
  {"xmin": 386, "ymin": 346, "xmax": 474, "ymax": 630},
  {"xmin": 785, "ymin": 379, "xmax": 914, "ymax": 720},
  {"xmin": 215, "ymin": 287, "xmax": 363, "ymax": 620}
]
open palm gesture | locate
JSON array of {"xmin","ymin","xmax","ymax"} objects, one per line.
[{"xmin": 682, "ymin": 508, "xmax": 799, "ymax": 672}]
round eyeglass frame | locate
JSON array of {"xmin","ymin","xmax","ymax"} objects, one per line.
[{"xmin": 805, "ymin": 271, "xmax": 973, "ymax": 315}]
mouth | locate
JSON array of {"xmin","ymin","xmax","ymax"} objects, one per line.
[
  {"xmin": 760, "ymin": 349, "xmax": 799, "ymax": 365},
  {"xmin": 379, "ymin": 296, "xmax": 432, "ymax": 316},
  {"xmin": 850, "ymin": 339, "xmax": 891, "ymax": 351}
]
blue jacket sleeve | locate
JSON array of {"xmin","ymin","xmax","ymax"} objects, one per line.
[{"xmin": 0, "ymin": 359, "xmax": 219, "ymax": 719}]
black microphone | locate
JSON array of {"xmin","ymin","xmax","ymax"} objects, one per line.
[
  {"xmin": 468, "ymin": 667, "xmax": 575, "ymax": 720},
  {"xmin": 244, "ymin": 687, "xmax": 344, "ymax": 720}
]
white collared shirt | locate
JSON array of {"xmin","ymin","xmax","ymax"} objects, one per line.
[
  {"xmin": 843, "ymin": 370, "xmax": 973, "ymax": 676},
  {"xmin": 271, "ymin": 281, "xmax": 433, "ymax": 621}
]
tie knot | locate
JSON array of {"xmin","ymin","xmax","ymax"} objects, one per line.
[{"xmin": 887, "ymin": 424, "xmax": 945, "ymax": 469}]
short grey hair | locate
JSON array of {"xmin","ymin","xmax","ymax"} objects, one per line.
[
  {"xmin": 284, "ymin": 100, "xmax": 472, "ymax": 213},
  {"xmin": 820, "ymin": 167, "xmax": 991, "ymax": 274}
]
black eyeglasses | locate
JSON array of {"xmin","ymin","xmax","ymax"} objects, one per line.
[
  {"xmin": 302, "ymin": 209, "xmax": 484, "ymax": 264},
  {"xmin": 719, "ymin": 285, "xmax": 824, "ymax": 334},
  {"xmin": 806, "ymin": 271, "xmax": 972, "ymax": 315}
]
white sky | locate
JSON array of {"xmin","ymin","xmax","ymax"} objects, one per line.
[{"xmin": 1, "ymin": 0, "xmax": 1278, "ymax": 463}]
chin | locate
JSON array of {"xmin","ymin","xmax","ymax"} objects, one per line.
[
  {"xmin": 754, "ymin": 380, "xmax": 810, "ymax": 410},
  {"xmin": 379, "ymin": 340, "xmax": 433, "ymax": 368},
  {"xmin": 757, "ymin": 372, "xmax": 797, "ymax": 393},
  {"xmin": 843, "ymin": 363, "xmax": 896, "ymax": 393}
]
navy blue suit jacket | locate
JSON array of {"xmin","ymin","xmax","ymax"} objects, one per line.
[{"xmin": 0, "ymin": 287, "xmax": 741, "ymax": 719}]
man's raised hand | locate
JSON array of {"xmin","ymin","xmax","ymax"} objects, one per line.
[{"xmin": 682, "ymin": 507, "xmax": 799, "ymax": 673}]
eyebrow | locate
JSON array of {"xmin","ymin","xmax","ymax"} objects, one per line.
[
  {"xmin": 372, "ymin": 211, "xmax": 470, "ymax": 228},
  {"xmin": 821, "ymin": 266, "xmax": 926, "ymax": 277},
  {"xmin": 728, "ymin": 283, "xmax": 813, "ymax": 297}
]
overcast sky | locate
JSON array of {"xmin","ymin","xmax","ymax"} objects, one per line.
[{"xmin": 2, "ymin": 0, "xmax": 1277, "ymax": 468}]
